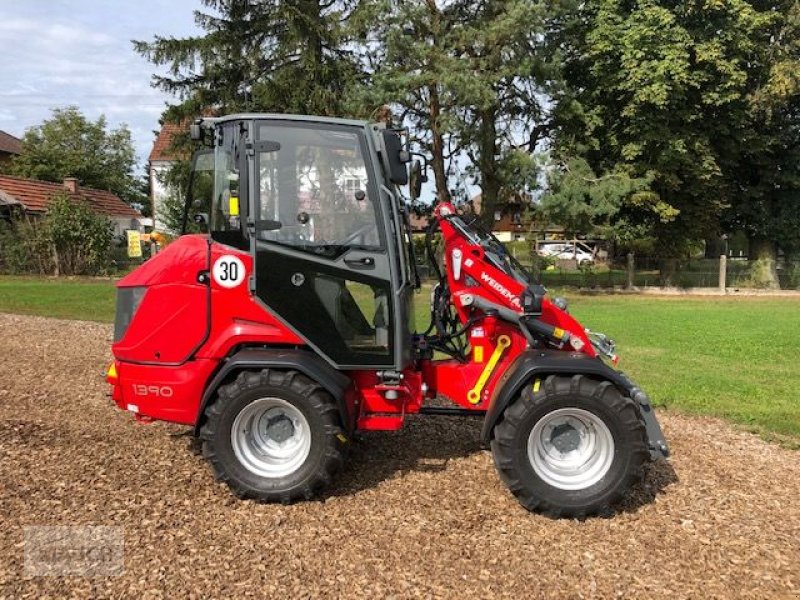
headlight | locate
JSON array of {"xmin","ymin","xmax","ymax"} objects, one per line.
[
  {"xmin": 552, "ymin": 296, "xmax": 569, "ymax": 312},
  {"xmin": 114, "ymin": 286, "xmax": 147, "ymax": 342}
]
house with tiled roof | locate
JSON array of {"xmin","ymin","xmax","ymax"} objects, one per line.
[
  {"xmin": 0, "ymin": 131, "xmax": 22, "ymax": 167},
  {"xmin": 149, "ymin": 120, "xmax": 189, "ymax": 232},
  {"xmin": 465, "ymin": 193, "xmax": 537, "ymax": 242},
  {"xmin": 407, "ymin": 197, "xmax": 535, "ymax": 238},
  {"xmin": 0, "ymin": 174, "xmax": 143, "ymax": 235}
]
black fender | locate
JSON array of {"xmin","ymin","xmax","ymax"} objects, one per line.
[
  {"xmin": 481, "ymin": 350, "xmax": 669, "ymax": 459},
  {"xmin": 194, "ymin": 348, "xmax": 353, "ymax": 435}
]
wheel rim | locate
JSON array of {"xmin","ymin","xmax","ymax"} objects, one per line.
[
  {"xmin": 231, "ymin": 397, "xmax": 311, "ymax": 478},
  {"xmin": 527, "ymin": 407, "xmax": 615, "ymax": 491}
]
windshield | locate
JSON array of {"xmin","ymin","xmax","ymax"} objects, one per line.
[{"xmin": 254, "ymin": 123, "xmax": 382, "ymax": 259}]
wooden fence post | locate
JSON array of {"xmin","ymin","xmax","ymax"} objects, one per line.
[
  {"xmin": 719, "ymin": 254, "xmax": 727, "ymax": 292},
  {"xmin": 626, "ymin": 252, "xmax": 635, "ymax": 289}
]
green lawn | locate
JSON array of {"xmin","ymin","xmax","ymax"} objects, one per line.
[
  {"xmin": 1, "ymin": 275, "xmax": 798, "ymax": 441},
  {"xmin": 564, "ymin": 295, "xmax": 800, "ymax": 443},
  {"xmin": 0, "ymin": 276, "xmax": 117, "ymax": 322}
]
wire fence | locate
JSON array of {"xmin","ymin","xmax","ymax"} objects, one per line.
[{"xmin": 415, "ymin": 251, "xmax": 800, "ymax": 290}]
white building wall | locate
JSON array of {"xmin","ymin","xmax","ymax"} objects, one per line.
[
  {"xmin": 110, "ymin": 216, "xmax": 144, "ymax": 237},
  {"xmin": 150, "ymin": 160, "xmax": 174, "ymax": 233}
]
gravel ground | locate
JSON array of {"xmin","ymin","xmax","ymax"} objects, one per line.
[{"xmin": 0, "ymin": 313, "xmax": 798, "ymax": 599}]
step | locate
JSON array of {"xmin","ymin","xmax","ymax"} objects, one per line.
[{"xmin": 357, "ymin": 414, "xmax": 405, "ymax": 431}]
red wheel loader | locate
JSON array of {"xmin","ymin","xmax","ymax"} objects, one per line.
[{"xmin": 107, "ymin": 114, "xmax": 668, "ymax": 517}]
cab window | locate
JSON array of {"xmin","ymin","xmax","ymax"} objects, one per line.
[
  {"xmin": 210, "ymin": 123, "xmax": 246, "ymax": 249},
  {"xmin": 255, "ymin": 124, "xmax": 382, "ymax": 258}
]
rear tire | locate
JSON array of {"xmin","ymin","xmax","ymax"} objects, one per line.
[
  {"xmin": 199, "ymin": 369, "xmax": 346, "ymax": 503},
  {"xmin": 491, "ymin": 374, "xmax": 648, "ymax": 517}
]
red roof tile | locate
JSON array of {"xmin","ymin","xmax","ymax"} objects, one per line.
[
  {"xmin": 0, "ymin": 174, "xmax": 141, "ymax": 218},
  {"xmin": 0, "ymin": 130, "xmax": 22, "ymax": 155},
  {"xmin": 149, "ymin": 121, "xmax": 187, "ymax": 162}
]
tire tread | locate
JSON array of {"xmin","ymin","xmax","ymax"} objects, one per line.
[
  {"xmin": 492, "ymin": 374, "xmax": 648, "ymax": 517},
  {"xmin": 199, "ymin": 368, "xmax": 346, "ymax": 503}
]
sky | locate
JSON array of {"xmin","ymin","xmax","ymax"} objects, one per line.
[
  {"xmin": 0, "ymin": 1, "xmax": 478, "ymax": 201},
  {"xmin": 0, "ymin": 0, "xmax": 201, "ymax": 170}
]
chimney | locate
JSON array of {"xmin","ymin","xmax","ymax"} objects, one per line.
[{"xmin": 63, "ymin": 178, "xmax": 78, "ymax": 193}]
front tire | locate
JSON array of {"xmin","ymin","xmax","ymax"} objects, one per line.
[
  {"xmin": 199, "ymin": 369, "xmax": 346, "ymax": 503},
  {"xmin": 491, "ymin": 374, "xmax": 648, "ymax": 517}
]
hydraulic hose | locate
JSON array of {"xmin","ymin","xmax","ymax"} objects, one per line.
[
  {"xmin": 466, "ymin": 295, "xmax": 571, "ymax": 346},
  {"xmin": 520, "ymin": 317, "xmax": 571, "ymax": 344}
]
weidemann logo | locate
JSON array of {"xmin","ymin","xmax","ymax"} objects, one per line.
[{"xmin": 480, "ymin": 272, "xmax": 521, "ymax": 308}]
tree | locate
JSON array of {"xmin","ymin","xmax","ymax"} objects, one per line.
[
  {"xmin": 355, "ymin": 0, "xmax": 554, "ymax": 212},
  {"xmin": 548, "ymin": 0, "xmax": 800, "ymax": 286},
  {"xmin": 156, "ymin": 161, "xmax": 193, "ymax": 235},
  {"xmin": 724, "ymin": 114, "xmax": 800, "ymax": 287},
  {"xmin": 446, "ymin": 0, "xmax": 555, "ymax": 223},
  {"xmin": 540, "ymin": 157, "xmax": 676, "ymax": 244},
  {"xmin": 720, "ymin": 0, "xmax": 800, "ymax": 288},
  {"xmin": 356, "ymin": 0, "xmax": 459, "ymax": 202},
  {"xmin": 156, "ymin": 159, "xmax": 214, "ymax": 235},
  {"xmin": 134, "ymin": 0, "xmax": 377, "ymax": 121},
  {"xmin": 10, "ymin": 107, "xmax": 140, "ymax": 205}
]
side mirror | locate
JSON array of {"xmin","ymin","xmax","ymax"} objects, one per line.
[
  {"xmin": 381, "ymin": 130, "xmax": 409, "ymax": 185},
  {"xmin": 410, "ymin": 159, "xmax": 424, "ymax": 202},
  {"xmin": 189, "ymin": 121, "xmax": 202, "ymax": 141}
]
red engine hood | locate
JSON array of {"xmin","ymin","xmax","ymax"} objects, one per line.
[{"xmin": 118, "ymin": 235, "xmax": 209, "ymax": 288}]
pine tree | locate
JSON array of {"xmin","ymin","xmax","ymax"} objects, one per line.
[
  {"xmin": 358, "ymin": 0, "xmax": 553, "ymax": 213},
  {"xmin": 134, "ymin": 0, "xmax": 375, "ymax": 120},
  {"xmin": 356, "ymin": 0, "xmax": 459, "ymax": 202},
  {"xmin": 446, "ymin": 0, "xmax": 554, "ymax": 223}
]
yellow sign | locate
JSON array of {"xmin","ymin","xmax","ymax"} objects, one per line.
[
  {"xmin": 473, "ymin": 346, "xmax": 484, "ymax": 363},
  {"xmin": 126, "ymin": 230, "xmax": 142, "ymax": 258},
  {"xmin": 229, "ymin": 196, "xmax": 240, "ymax": 216}
]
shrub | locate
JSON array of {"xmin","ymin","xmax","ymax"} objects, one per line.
[
  {"xmin": 47, "ymin": 193, "xmax": 113, "ymax": 275},
  {"xmin": 0, "ymin": 216, "xmax": 54, "ymax": 274},
  {"xmin": 0, "ymin": 193, "xmax": 113, "ymax": 276}
]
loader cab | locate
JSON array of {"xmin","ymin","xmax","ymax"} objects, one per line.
[{"xmin": 192, "ymin": 114, "xmax": 416, "ymax": 370}]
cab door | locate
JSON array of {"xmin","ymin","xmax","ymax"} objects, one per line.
[{"xmin": 251, "ymin": 120, "xmax": 400, "ymax": 369}]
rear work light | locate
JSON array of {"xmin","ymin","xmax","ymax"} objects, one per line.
[{"xmin": 113, "ymin": 286, "xmax": 147, "ymax": 342}]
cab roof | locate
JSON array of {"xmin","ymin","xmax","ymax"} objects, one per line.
[{"xmin": 201, "ymin": 113, "xmax": 372, "ymax": 129}]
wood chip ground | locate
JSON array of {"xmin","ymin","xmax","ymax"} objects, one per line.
[{"xmin": 0, "ymin": 314, "xmax": 798, "ymax": 598}]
